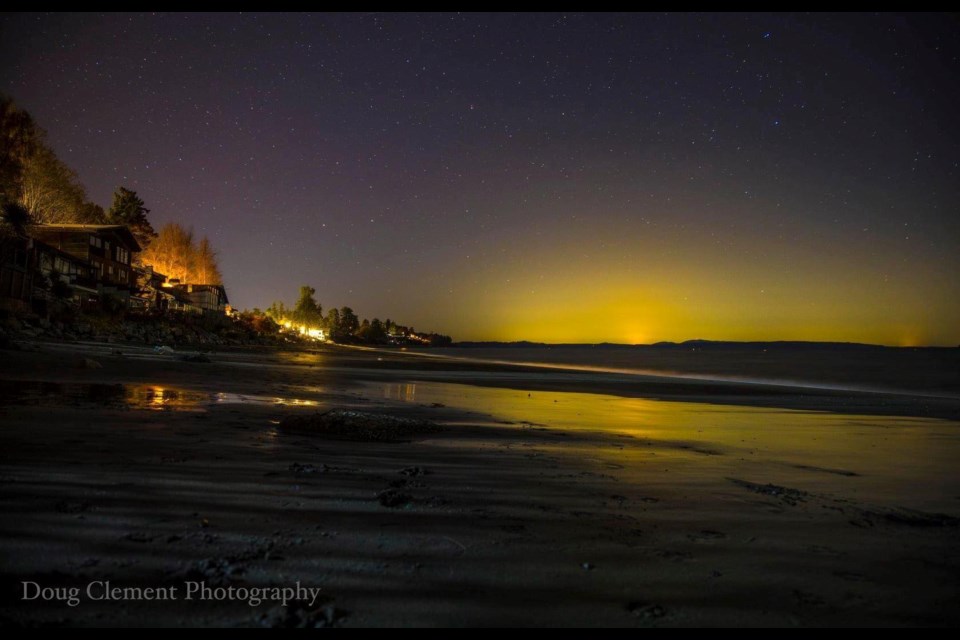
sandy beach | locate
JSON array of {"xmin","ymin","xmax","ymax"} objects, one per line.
[{"xmin": 1, "ymin": 341, "xmax": 958, "ymax": 626}]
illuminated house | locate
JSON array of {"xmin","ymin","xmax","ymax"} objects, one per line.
[
  {"xmin": 165, "ymin": 283, "xmax": 229, "ymax": 315},
  {"xmin": 31, "ymin": 240, "xmax": 97, "ymax": 307},
  {"xmin": 28, "ymin": 224, "xmax": 141, "ymax": 299},
  {"xmin": 131, "ymin": 265, "xmax": 179, "ymax": 311}
]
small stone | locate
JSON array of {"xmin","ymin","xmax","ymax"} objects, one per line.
[
  {"xmin": 627, "ymin": 601, "xmax": 667, "ymax": 619},
  {"xmin": 377, "ymin": 489, "xmax": 412, "ymax": 508}
]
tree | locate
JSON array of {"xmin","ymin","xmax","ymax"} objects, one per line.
[
  {"xmin": 1, "ymin": 96, "xmax": 102, "ymax": 226},
  {"xmin": 76, "ymin": 201, "xmax": 106, "ymax": 224},
  {"xmin": 326, "ymin": 307, "xmax": 340, "ymax": 333},
  {"xmin": 369, "ymin": 318, "xmax": 387, "ymax": 342},
  {"xmin": 18, "ymin": 145, "xmax": 87, "ymax": 223},
  {"xmin": 106, "ymin": 187, "xmax": 156, "ymax": 251},
  {"xmin": 0, "ymin": 95, "xmax": 40, "ymax": 204},
  {"xmin": 0, "ymin": 200, "xmax": 31, "ymax": 240},
  {"xmin": 266, "ymin": 300, "xmax": 288, "ymax": 323},
  {"xmin": 139, "ymin": 222, "xmax": 224, "ymax": 285},
  {"xmin": 292, "ymin": 285, "xmax": 323, "ymax": 327},
  {"xmin": 140, "ymin": 222, "xmax": 195, "ymax": 281},
  {"xmin": 193, "ymin": 236, "xmax": 223, "ymax": 284},
  {"xmin": 339, "ymin": 306, "xmax": 359, "ymax": 335}
]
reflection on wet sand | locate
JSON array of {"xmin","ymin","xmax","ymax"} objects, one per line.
[
  {"xmin": 129, "ymin": 385, "xmax": 209, "ymax": 410},
  {"xmin": 0, "ymin": 380, "xmax": 322, "ymax": 412},
  {"xmin": 375, "ymin": 380, "xmax": 960, "ymax": 513}
]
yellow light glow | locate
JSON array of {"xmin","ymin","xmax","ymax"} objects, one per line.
[{"xmin": 431, "ymin": 229, "xmax": 960, "ymax": 345}]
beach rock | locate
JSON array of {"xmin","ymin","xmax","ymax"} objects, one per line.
[
  {"xmin": 259, "ymin": 603, "xmax": 346, "ymax": 628},
  {"xmin": 55, "ymin": 500, "xmax": 90, "ymax": 514},
  {"xmin": 180, "ymin": 557, "xmax": 245, "ymax": 586},
  {"xmin": 278, "ymin": 409, "xmax": 442, "ymax": 442},
  {"xmin": 78, "ymin": 358, "xmax": 102, "ymax": 370},
  {"xmin": 377, "ymin": 488, "xmax": 412, "ymax": 508},
  {"xmin": 399, "ymin": 466, "xmax": 429, "ymax": 477},
  {"xmin": 728, "ymin": 478, "xmax": 807, "ymax": 506},
  {"xmin": 626, "ymin": 601, "xmax": 667, "ymax": 620},
  {"xmin": 289, "ymin": 462, "xmax": 325, "ymax": 475}
]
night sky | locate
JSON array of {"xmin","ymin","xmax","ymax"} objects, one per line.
[{"xmin": 2, "ymin": 13, "xmax": 958, "ymax": 345}]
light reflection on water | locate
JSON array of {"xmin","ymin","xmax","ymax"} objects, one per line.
[
  {"xmin": 127, "ymin": 386, "xmax": 208, "ymax": 410},
  {"xmin": 376, "ymin": 380, "xmax": 960, "ymax": 512},
  {"xmin": 0, "ymin": 380, "xmax": 322, "ymax": 411},
  {"xmin": 129, "ymin": 386, "xmax": 321, "ymax": 410}
]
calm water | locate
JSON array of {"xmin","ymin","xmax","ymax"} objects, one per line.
[{"xmin": 428, "ymin": 345, "xmax": 960, "ymax": 395}]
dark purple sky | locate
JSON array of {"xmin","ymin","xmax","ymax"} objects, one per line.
[{"xmin": 2, "ymin": 13, "xmax": 958, "ymax": 344}]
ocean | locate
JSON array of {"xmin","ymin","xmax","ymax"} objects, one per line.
[{"xmin": 428, "ymin": 343, "xmax": 960, "ymax": 396}]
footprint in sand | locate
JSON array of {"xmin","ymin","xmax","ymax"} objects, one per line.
[
  {"xmin": 687, "ymin": 529, "xmax": 727, "ymax": 542},
  {"xmin": 654, "ymin": 549, "xmax": 693, "ymax": 562},
  {"xmin": 833, "ymin": 570, "xmax": 873, "ymax": 583},
  {"xmin": 807, "ymin": 544, "xmax": 846, "ymax": 558}
]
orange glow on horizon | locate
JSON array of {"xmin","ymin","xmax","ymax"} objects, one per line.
[{"xmin": 433, "ymin": 232, "xmax": 960, "ymax": 346}]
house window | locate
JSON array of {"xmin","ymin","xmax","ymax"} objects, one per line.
[{"xmin": 104, "ymin": 240, "xmax": 110, "ymax": 254}]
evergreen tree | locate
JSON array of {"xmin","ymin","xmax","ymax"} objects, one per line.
[
  {"xmin": 106, "ymin": 187, "xmax": 156, "ymax": 250},
  {"xmin": 0, "ymin": 95, "xmax": 40, "ymax": 205},
  {"xmin": 292, "ymin": 286, "xmax": 323, "ymax": 327},
  {"xmin": 326, "ymin": 307, "xmax": 341, "ymax": 333},
  {"xmin": 339, "ymin": 306, "xmax": 360, "ymax": 335}
]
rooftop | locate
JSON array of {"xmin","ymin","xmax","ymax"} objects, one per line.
[{"xmin": 29, "ymin": 224, "xmax": 142, "ymax": 252}]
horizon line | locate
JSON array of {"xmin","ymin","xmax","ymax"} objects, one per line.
[{"xmin": 446, "ymin": 338, "xmax": 959, "ymax": 349}]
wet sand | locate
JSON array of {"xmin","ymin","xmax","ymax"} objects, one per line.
[{"xmin": 1, "ymin": 342, "xmax": 959, "ymax": 626}]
